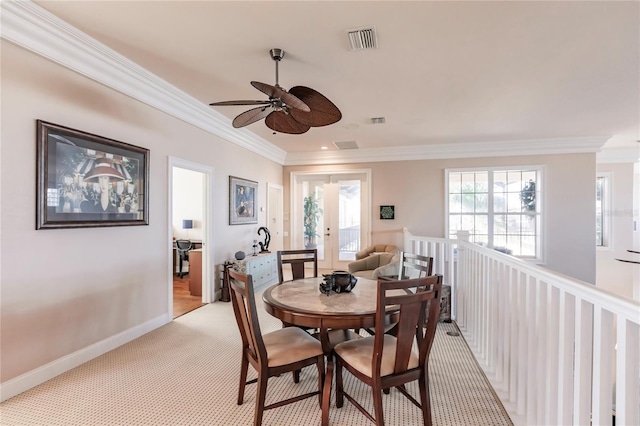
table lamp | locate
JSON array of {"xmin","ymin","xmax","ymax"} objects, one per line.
[{"xmin": 182, "ymin": 219, "xmax": 193, "ymax": 240}]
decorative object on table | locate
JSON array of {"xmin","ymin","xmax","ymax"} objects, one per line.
[
  {"xmin": 303, "ymin": 191, "xmax": 322, "ymax": 249},
  {"xmin": 209, "ymin": 48, "xmax": 341, "ymax": 134},
  {"xmin": 36, "ymin": 120, "xmax": 149, "ymax": 229},
  {"xmin": 257, "ymin": 226, "xmax": 271, "ymax": 252},
  {"xmin": 319, "ymin": 271, "xmax": 358, "ymax": 295},
  {"xmin": 379, "ymin": 205, "xmax": 395, "ymax": 220},
  {"xmin": 252, "ymin": 239, "xmax": 258, "ymax": 256},
  {"xmin": 234, "ymin": 251, "xmax": 246, "ymax": 261},
  {"xmin": 229, "ymin": 176, "xmax": 257, "ymax": 225}
]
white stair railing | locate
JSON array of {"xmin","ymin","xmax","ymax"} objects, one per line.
[{"xmin": 403, "ymin": 228, "xmax": 640, "ymax": 426}]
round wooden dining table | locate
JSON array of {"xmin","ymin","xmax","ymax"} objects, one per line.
[{"xmin": 262, "ymin": 276, "xmax": 396, "ymax": 426}]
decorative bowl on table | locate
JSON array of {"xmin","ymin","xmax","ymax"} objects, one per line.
[{"xmin": 319, "ymin": 271, "xmax": 357, "ymax": 295}]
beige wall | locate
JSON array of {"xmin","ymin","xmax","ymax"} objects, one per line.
[
  {"xmin": 284, "ymin": 153, "xmax": 596, "ymax": 284},
  {"xmin": 596, "ymin": 163, "xmax": 636, "ymax": 298},
  {"xmin": 0, "ymin": 41, "xmax": 282, "ymax": 382}
]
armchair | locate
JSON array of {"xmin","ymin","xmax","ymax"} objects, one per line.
[
  {"xmin": 348, "ymin": 252, "xmax": 399, "ymax": 280},
  {"xmin": 355, "ymin": 244, "xmax": 397, "ymax": 260}
]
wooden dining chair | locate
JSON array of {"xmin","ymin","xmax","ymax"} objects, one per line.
[
  {"xmin": 277, "ymin": 248, "xmax": 320, "ymax": 338},
  {"xmin": 276, "ymin": 249, "xmax": 318, "ymax": 283},
  {"xmin": 334, "ymin": 275, "xmax": 443, "ymax": 426},
  {"xmin": 227, "ymin": 268, "xmax": 325, "ymax": 426},
  {"xmin": 397, "ymin": 252, "xmax": 433, "ymax": 279}
]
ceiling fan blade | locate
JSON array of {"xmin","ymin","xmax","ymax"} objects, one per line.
[
  {"xmin": 210, "ymin": 100, "xmax": 271, "ymax": 106},
  {"xmin": 251, "ymin": 81, "xmax": 310, "ymax": 112},
  {"xmin": 288, "ymin": 86, "xmax": 342, "ymax": 127},
  {"xmin": 265, "ymin": 111, "xmax": 310, "ymax": 134},
  {"xmin": 232, "ymin": 106, "xmax": 274, "ymax": 128}
]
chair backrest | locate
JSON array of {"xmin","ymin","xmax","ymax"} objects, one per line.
[
  {"xmin": 227, "ymin": 268, "xmax": 267, "ymax": 366},
  {"xmin": 175, "ymin": 239, "xmax": 192, "ymax": 253},
  {"xmin": 397, "ymin": 252, "xmax": 433, "ymax": 279},
  {"xmin": 373, "ymin": 275, "xmax": 442, "ymax": 376},
  {"xmin": 276, "ymin": 249, "xmax": 318, "ymax": 283}
]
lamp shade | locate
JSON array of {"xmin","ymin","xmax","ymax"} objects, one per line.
[{"xmin": 182, "ymin": 220, "xmax": 193, "ymax": 229}]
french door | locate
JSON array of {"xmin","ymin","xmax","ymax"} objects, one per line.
[{"xmin": 291, "ymin": 170, "xmax": 371, "ymax": 270}]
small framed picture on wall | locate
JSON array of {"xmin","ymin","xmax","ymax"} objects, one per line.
[
  {"xmin": 380, "ymin": 205, "xmax": 395, "ymax": 220},
  {"xmin": 229, "ymin": 176, "xmax": 258, "ymax": 225}
]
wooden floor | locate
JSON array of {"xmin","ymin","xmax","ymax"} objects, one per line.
[{"xmin": 173, "ymin": 274, "xmax": 204, "ymax": 318}]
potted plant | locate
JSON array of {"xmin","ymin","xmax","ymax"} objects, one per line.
[{"xmin": 303, "ymin": 192, "xmax": 322, "ymax": 249}]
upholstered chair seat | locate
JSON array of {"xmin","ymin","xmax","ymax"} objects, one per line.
[
  {"xmin": 263, "ymin": 327, "xmax": 324, "ymax": 367},
  {"xmin": 334, "ymin": 334, "xmax": 419, "ymax": 378}
]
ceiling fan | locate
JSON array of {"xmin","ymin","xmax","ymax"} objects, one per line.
[{"xmin": 209, "ymin": 48, "xmax": 342, "ymax": 134}]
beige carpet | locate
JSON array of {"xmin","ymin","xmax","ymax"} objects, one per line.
[{"xmin": 0, "ymin": 286, "xmax": 512, "ymax": 426}]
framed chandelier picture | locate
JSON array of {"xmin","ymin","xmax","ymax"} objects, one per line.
[{"xmin": 36, "ymin": 120, "xmax": 149, "ymax": 229}]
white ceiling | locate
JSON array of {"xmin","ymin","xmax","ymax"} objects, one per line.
[{"xmin": 34, "ymin": 1, "xmax": 639, "ymax": 158}]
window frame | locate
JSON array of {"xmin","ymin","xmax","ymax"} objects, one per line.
[
  {"xmin": 595, "ymin": 172, "xmax": 612, "ymax": 250},
  {"xmin": 445, "ymin": 166, "xmax": 544, "ymax": 262}
]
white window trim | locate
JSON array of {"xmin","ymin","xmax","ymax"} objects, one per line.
[
  {"xmin": 596, "ymin": 172, "xmax": 612, "ymax": 251},
  {"xmin": 445, "ymin": 165, "xmax": 545, "ymax": 263}
]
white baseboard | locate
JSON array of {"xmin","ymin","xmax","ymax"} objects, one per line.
[{"xmin": 0, "ymin": 313, "xmax": 171, "ymax": 402}]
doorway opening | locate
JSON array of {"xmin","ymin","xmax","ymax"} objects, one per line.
[
  {"xmin": 291, "ymin": 170, "xmax": 371, "ymax": 270},
  {"xmin": 168, "ymin": 158, "xmax": 214, "ymax": 319}
]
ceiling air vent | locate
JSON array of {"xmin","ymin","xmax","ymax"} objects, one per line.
[
  {"xmin": 371, "ymin": 117, "xmax": 386, "ymax": 124},
  {"xmin": 346, "ymin": 27, "xmax": 378, "ymax": 51},
  {"xmin": 333, "ymin": 140, "xmax": 359, "ymax": 150}
]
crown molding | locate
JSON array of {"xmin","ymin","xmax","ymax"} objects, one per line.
[
  {"xmin": 597, "ymin": 147, "xmax": 640, "ymax": 164},
  {"xmin": 0, "ymin": 0, "xmax": 287, "ymax": 165},
  {"xmin": 285, "ymin": 136, "xmax": 609, "ymax": 166}
]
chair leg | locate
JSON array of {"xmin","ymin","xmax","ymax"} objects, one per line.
[
  {"xmin": 372, "ymin": 385, "xmax": 385, "ymax": 426},
  {"xmin": 418, "ymin": 374, "xmax": 432, "ymax": 426},
  {"xmin": 293, "ymin": 369, "xmax": 300, "ymax": 383},
  {"xmin": 178, "ymin": 256, "xmax": 184, "ymax": 278},
  {"xmin": 335, "ymin": 358, "xmax": 344, "ymax": 408},
  {"xmin": 253, "ymin": 373, "xmax": 268, "ymax": 426},
  {"xmin": 237, "ymin": 355, "xmax": 249, "ymax": 405}
]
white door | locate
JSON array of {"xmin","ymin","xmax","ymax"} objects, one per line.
[
  {"xmin": 292, "ymin": 171, "xmax": 371, "ymax": 270},
  {"xmin": 267, "ymin": 183, "xmax": 283, "ymax": 252}
]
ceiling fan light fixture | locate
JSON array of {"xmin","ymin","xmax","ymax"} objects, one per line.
[
  {"xmin": 209, "ymin": 48, "xmax": 341, "ymax": 134},
  {"xmin": 346, "ymin": 26, "xmax": 378, "ymax": 50}
]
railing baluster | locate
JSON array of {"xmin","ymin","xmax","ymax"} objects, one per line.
[
  {"xmin": 592, "ymin": 307, "xmax": 615, "ymax": 425},
  {"xmin": 545, "ymin": 285, "xmax": 560, "ymax": 424},
  {"xmin": 557, "ymin": 291, "xmax": 575, "ymax": 425},
  {"xmin": 526, "ymin": 275, "xmax": 538, "ymax": 424},
  {"xmin": 574, "ymin": 299, "xmax": 593, "ymax": 425},
  {"xmin": 616, "ymin": 317, "xmax": 640, "ymax": 425}
]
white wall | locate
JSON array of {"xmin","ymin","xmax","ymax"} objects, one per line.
[
  {"xmin": 0, "ymin": 41, "xmax": 282, "ymax": 385},
  {"xmin": 285, "ymin": 153, "xmax": 597, "ymax": 284}
]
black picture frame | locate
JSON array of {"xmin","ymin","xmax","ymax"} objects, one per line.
[
  {"xmin": 229, "ymin": 176, "xmax": 258, "ymax": 225},
  {"xmin": 36, "ymin": 120, "xmax": 149, "ymax": 229},
  {"xmin": 380, "ymin": 205, "xmax": 395, "ymax": 220}
]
